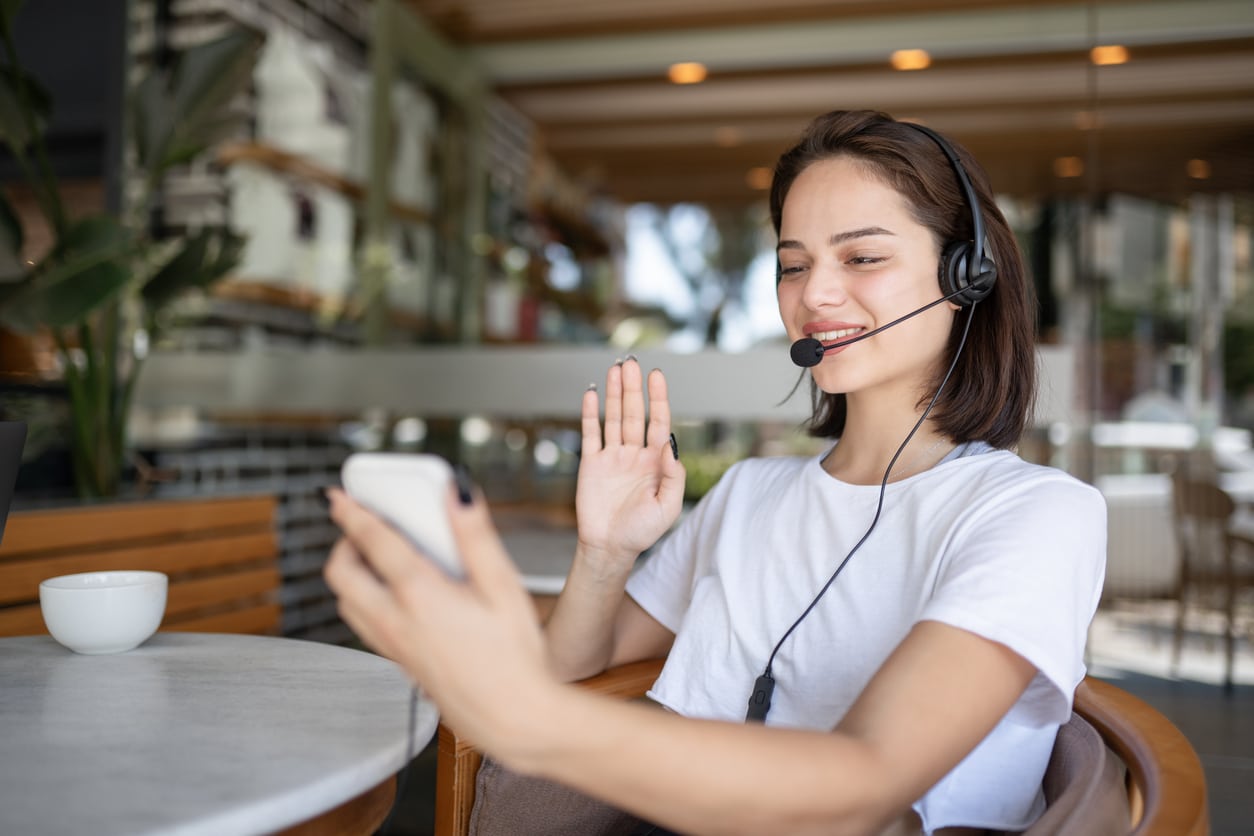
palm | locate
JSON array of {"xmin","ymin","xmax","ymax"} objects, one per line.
[
  {"xmin": 576, "ymin": 360, "xmax": 684, "ymax": 562},
  {"xmin": 577, "ymin": 444, "xmax": 673, "ymax": 554}
]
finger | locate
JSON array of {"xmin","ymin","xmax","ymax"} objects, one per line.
[
  {"xmin": 334, "ymin": 591, "xmax": 381, "ymax": 648},
  {"xmin": 324, "ymin": 537, "xmax": 395, "ymax": 611},
  {"xmin": 328, "ymin": 488, "xmax": 449, "ymax": 590},
  {"xmin": 603, "ymin": 362, "xmax": 623, "ymax": 446},
  {"xmin": 324, "ymin": 538, "xmax": 406, "ymax": 651},
  {"xmin": 620, "ymin": 357, "xmax": 645, "ymax": 447},
  {"xmin": 644, "ymin": 368, "xmax": 672, "ymax": 451},
  {"xmin": 656, "ymin": 454, "xmax": 687, "ymax": 518},
  {"xmin": 580, "ymin": 385, "xmax": 602, "ymax": 455},
  {"xmin": 446, "ymin": 489, "xmax": 528, "ymax": 609},
  {"xmin": 337, "ymin": 595, "xmax": 400, "ymax": 662}
]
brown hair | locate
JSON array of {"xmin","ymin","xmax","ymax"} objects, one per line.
[{"xmin": 770, "ymin": 110, "xmax": 1037, "ymax": 449}]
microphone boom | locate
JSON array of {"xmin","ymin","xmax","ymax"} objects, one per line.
[{"xmin": 788, "ymin": 288, "xmax": 970, "ymax": 369}]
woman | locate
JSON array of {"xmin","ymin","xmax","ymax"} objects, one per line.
[{"xmin": 325, "ymin": 110, "xmax": 1106, "ymax": 835}]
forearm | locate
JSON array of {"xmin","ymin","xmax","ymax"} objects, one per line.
[
  {"xmin": 493, "ymin": 686, "xmax": 900, "ymax": 836},
  {"xmin": 542, "ymin": 542, "xmax": 638, "ymax": 681}
]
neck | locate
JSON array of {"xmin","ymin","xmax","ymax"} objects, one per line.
[{"xmin": 822, "ymin": 397, "xmax": 952, "ymax": 485}]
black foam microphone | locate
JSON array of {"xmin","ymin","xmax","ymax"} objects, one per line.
[{"xmin": 788, "ymin": 286, "xmax": 970, "ymax": 368}]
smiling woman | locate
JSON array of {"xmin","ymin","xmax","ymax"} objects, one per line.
[{"xmin": 323, "ymin": 110, "xmax": 1108, "ymax": 836}]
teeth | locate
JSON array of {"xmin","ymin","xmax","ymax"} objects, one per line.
[{"xmin": 811, "ymin": 327, "xmax": 863, "ymax": 341}]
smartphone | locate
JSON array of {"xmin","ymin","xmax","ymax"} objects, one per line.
[{"xmin": 340, "ymin": 453, "xmax": 464, "ymax": 578}]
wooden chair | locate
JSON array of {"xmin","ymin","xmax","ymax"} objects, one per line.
[
  {"xmin": 0, "ymin": 494, "xmax": 281, "ymax": 637},
  {"xmin": 434, "ymin": 664, "xmax": 1209, "ymax": 836},
  {"xmin": 1170, "ymin": 476, "xmax": 1254, "ymax": 692},
  {"xmin": 435, "ymin": 658, "xmax": 663, "ymax": 835},
  {"xmin": 1071, "ymin": 676, "xmax": 1208, "ymax": 836}
]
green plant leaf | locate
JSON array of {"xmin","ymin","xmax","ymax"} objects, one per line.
[
  {"xmin": 0, "ymin": 0, "xmax": 25, "ymax": 39},
  {"xmin": 131, "ymin": 27, "xmax": 263, "ymax": 173},
  {"xmin": 139, "ymin": 229, "xmax": 208, "ymax": 310},
  {"xmin": 0, "ymin": 185, "xmax": 23, "ymax": 277},
  {"xmin": 1, "ymin": 258, "xmax": 131, "ymax": 332},
  {"xmin": 55, "ymin": 214, "xmax": 130, "ymax": 259},
  {"xmin": 209, "ymin": 228, "xmax": 246, "ymax": 276},
  {"xmin": 0, "ymin": 215, "xmax": 133, "ymax": 331},
  {"xmin": 129, "ymin": 72, "xmax": 168, "ymax": 173},
  {"xmin": 140, "ymin": 227, "xmax": 243, "ymax": 311},
  {"xmin": 162, "ymin": 113, "xmax": 252, "ymax": 169},
  {"xmin": 0, "ymin": 65, "xmax": 50, "ymax": 151},
  {"xmin": 167, "ymin": 28, "xmax": 264, "ymax": 140}
]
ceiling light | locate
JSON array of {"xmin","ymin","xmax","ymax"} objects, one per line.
[
  {"xmin": 1054, "ymin": 157, "xmax": 1085, "ymax": 178},
  {"xmin": 1186, "ymin": 159, "xmax": 1211, "ymax": 180},
  {"xmin": 1074, "ymin": 110, "xmax": 1100, "ymax": 131},
  {"xmin": 714, "ymin": 126, "xmax": 742, "ymax": 147},
  {"xmin": 1090, "ymin": 45, "xmax": 1129, "ymax": 66},
  {"xmin": 745, "ymin": 167, "xmax": 773, "ymax": 190},
  {"xmin": 890, "ymin": 49, "xmax": 931, "ymax": 71},
  {"xmin": 668, "ymin": 62, "xmax": 707, "ymax": 84}
]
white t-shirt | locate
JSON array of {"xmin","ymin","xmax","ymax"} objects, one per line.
[{"xmin": 625, "ymin": 446, "xmax": 1107, "ymax": 834}]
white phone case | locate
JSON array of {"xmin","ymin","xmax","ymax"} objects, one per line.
[{"xmin": 341, "ymin": 453, "xmax": 463, "ymax": 577}]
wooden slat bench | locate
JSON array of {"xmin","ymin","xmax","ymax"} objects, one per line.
[{"xmin": 0, "ymin": 494, "xmax": 281, "ymax": 638}]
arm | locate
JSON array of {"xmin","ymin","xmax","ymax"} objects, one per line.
[
  {"xmin": 501, "ymin": 622, "xmax": 1034, "ymax": 836},
  {"xmin": 543, "ymin": 358, "xmax": 683, "ymax": 681},
  {"xmin": 325, "ymin": 486, "xmax": 1035, "ymax": 836}
]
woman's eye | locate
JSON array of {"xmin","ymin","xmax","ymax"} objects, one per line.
[
  {"xmin": 847, "ymin": 255, "xmax": 887, "ymax": 267},
  {"xmin": 778, "ymin": 264, "xmax": 808, "ymax": 277}
]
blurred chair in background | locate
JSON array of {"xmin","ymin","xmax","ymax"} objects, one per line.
[{"xmin": 1170, "ymin": 475, "xmax": 1254, "ymax": 693}]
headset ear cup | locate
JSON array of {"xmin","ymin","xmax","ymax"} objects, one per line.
[
  {"xmin": 939, "ymin": 242, "xmax": 972, "ymax": 305},
  {"xmin": 969, "ymin": 256, "xmax": 998, "ymax": 302},
  {"xmin": 939, "ymin": 242, "xmax": 996, "ymax": 306}
]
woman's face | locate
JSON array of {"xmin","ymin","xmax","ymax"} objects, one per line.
[{"xmin": 776, "ymin": 156, "xmax": 956, "ymax": 403}]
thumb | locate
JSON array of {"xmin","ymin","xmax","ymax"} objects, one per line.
[{"xmin": 656, "ymin": 441, "xmax": 687, "ymax": 512}]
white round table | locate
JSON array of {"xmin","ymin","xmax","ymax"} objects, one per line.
[{"xmin": 0, "ymin": 632, "xmax": 439, "ymax": 835}]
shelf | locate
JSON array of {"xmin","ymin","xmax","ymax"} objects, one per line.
[
  {"xmin": 216, "ymin": 142, "xmax": 433, "ymax": 227},
  {"xmin": 207, "ymin": 278, "xmax": 453, "ymax": 339}
]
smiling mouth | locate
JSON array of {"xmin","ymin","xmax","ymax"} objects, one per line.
[{"xmin": 810, "ymin": 327, "xmax": 865, "ymax": 342}]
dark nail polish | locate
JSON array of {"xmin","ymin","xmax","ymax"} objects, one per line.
[
  {"xmin": 453, "ymin": 464, "xmax": 475, "ymax": 505},
  {"xmin": 669, "ymin": 433, "xmax": 679, "ymax": 460}
]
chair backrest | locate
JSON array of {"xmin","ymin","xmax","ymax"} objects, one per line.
[
  {"xmin": 1172, "ymin": 477, "xmax": 1238, "ymax": 574},
  {"xmin": 1073, "ymin": 676, "xmax": 1209, "ymax": 836},
  {"xmin": 0, "ymin": 494, "xmax": 281, "ymax": 637},
  {"xmin": 435, "ymin": 658, "xmax": 665, "ymax": 836},
  {"xmin": 1024, "ymin": 711, "xmax": 1131, "ymax": 835}
]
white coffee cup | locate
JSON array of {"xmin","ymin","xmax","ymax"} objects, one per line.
[{"xmin": 39, "ymin": 571, "xmax": 168, "ymax": 654}]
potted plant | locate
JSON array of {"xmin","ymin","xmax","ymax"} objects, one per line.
[{"xmin": 0, "ymin": 4, "xmax": 263, "ymax": 498}]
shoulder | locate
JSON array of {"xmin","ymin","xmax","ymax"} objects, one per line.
[{"xmin": 942, "ymin": 451, "xmax": 1105, "ymax": 512}]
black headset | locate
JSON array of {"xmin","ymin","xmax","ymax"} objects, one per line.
[
  {"xmin": 903, "ymin": 122, "xmax": 998, "ymax": 307},
  {"xmin": 747, "ymin": 120, "xmax": 996, "ymax": 723}
]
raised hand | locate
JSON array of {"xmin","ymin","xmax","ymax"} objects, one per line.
[{"xmin": 576, "ymin": 358, "xmax": 686, "ymax": 568}]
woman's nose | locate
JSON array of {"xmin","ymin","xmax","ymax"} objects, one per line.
[{"xmin": 800, "ymin": 265, "xmax": 849, "ymax": 311}]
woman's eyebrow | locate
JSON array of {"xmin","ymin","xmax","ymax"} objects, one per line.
[
  {"xmin": 777, "ymin": 226, "xmax": 896, "ymax": 252},
  {"xmin": 829, "ymin": 226, "xmax": 895, "ymax": 245}
]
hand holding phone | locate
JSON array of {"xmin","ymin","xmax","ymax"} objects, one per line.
[{"xmin": 340, "ymin": 453, "xmax": 465, "ymax": 578}]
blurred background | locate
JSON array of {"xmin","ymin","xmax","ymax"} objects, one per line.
[{"xmin": 0, "ymin": 1, "xmax": 1252, "ymax": 832}]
